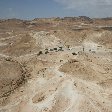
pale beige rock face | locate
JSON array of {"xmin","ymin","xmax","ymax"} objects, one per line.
[{"xmin": 0, "ymin": 18, "xmax": 112, "ymax": 112}]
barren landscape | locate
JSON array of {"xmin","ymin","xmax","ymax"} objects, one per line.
[{"xmin": 0, "ymin": 17, "xmax": 112, "ymax": 112}]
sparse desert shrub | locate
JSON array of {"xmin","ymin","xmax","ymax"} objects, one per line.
[
  {"xmin": 54, "ymin": 48, "xmax": 57, "ymax": 50},
  {"xmin": 49, "ymin": 49, "xmax": 53, "ymax": 51},
  {"xmin": 45, "ymin": 51, "xmax": 49, "ymax": 54},
  {"xmin": 72, "ymin": 52, "xmax": 77, "ymax": 55},
  {"xmin": 45, "ymin": 48, "xmax": 48, "ymax": 51},
  {"xmin": 38, "ymin": 51, "xmax": 43, "ymax": 55}
]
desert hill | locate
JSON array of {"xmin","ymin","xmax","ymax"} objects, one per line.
[{"xmin": 0, "ymin": 17, "xmax": 112, "ymax": 112}]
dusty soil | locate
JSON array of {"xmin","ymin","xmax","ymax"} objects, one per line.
[{"xmin": 0, "ymin": 17, "xmax": 112, "ymax": 112}]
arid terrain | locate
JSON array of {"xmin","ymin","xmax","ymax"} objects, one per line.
[{"xmin": 0, "ymin": 17, "xmax": 112, "ymax": 112}]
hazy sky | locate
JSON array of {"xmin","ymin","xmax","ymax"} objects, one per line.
[{"xmin": 0, "ymin": 0, "xmax": 112, "ymax": 19}]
